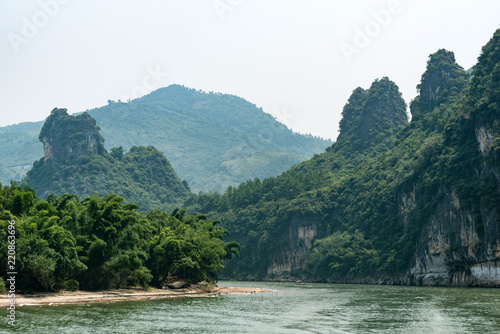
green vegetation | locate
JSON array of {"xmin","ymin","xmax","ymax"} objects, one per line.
[
  {"xmin": 334, "ymin": 77, "xmax": 408, "ymax": 155},
  {"xmin": 0, "ymin": 182, "xmax": 238, "ymax": 292},
  {"xmin": 24, "ymin": 109, "xmax": 189, "ymax": 211},
  {"xmin": 185, "ymin": 30, "xmax": 500, "ymax": 281},
  {"xmin": 0, "ymin": 86, "xmax": 331, "ymax": 192},
  {"xmin": 306, "ymin": 230, "xmax": 380, "ymax": 276},
  {"xmin": 6, "ymin": 30, "xmax": 499, "ymax": 287},
  {"xmin": 184, "ymin": 77, "xmax": 410, "ymax": 279}
]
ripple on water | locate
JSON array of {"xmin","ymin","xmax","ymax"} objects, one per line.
[{"xmin": 7, "ymin": 283, "xmax": 500, "ymax": 334}]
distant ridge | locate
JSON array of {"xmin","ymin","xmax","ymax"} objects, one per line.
[{"xmin": 0, "ymin": 85, "xmax": 332, "ymax": 192}]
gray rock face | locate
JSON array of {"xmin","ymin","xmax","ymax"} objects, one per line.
[
  {"xmin": 407, "ymin": 186, "xmax": 500, "ymax": 287},
  {"xmin": 265, "ymin": 216, "xmax": 319, "ymax": 280},
  {"xmin": 39, "ymin": 108, "xmax": 105, "ymax": 163}
]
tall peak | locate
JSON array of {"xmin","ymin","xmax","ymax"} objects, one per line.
[
  {"xmin": 466, "ymin": 29, "xmax": 500, "ymax": 122},
  {"xmin": 410, "ymin": 49, "xmax": 468, "ymax": 118},
  {"xmin": 39, "ymin": 108, "xmax": 105, "ymax": 162},
  {"xmin": 334, "ymin": 77, "xmax": 407, "ymax": 155}
]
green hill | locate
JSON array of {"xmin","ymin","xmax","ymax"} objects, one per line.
[
  {"xmin": 24, "ymin": 109, "xmax": 189, "ymax": 211},
  {"xmin": 185, "ymin": 30, "xmax": 500, "ymax": 287},
  {"xmin": 0, "ymin": 86, "xmax": 331, "ymax": 193}
]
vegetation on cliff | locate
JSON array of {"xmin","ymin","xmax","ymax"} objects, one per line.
[
  {"xmin": 185, "ymin": 30, "xmax": 500, "ymax": 282},
  {"xmin": 184, "ymin": 77, "xmax": 410, "ymax": 278},
  {"xmin": 24, "ymin": 109, "xmax": 189, "ymax": 211},
  {"xmin": 6, "ymin": 29, "xmax": 500, "ymax": 288}
]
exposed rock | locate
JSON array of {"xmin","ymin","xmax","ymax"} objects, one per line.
[
  {"xmin": 410, "ymin": 49, "xmax": 468, "ymax": 119},
  {"xmin": 39, "ymin": 108, "xmax": 105, "ymax": 163},
  {"xmin": 476, "ymin": 126, "xmax": 494, "ymax": 155},
  {"xmin": 266, "ymin": 216, "xmax": 319, "ymax": 278},
  {"xmin": 166, "ymin": 281, "xmax": 189, "ymax": 289},
  {"xmin": 399, "ymin": 187, "xmax": 416, "ymax": 228},
  {"xmin": 334, "ymin": 77, "xmax": 408, "ymax": 154},
  {"xmin": 408, "ymin": 187, "xmax": 500, "ymax": 287},
  {"xmin": 24, "ymin": 108, "xmax": 189, "ymax": 210}
]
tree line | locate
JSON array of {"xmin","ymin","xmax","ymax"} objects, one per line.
[{"xmin": 0, "ymin": 182, "xmax": 239, "ymax": 292}]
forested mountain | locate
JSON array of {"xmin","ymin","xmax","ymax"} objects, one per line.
[
  {"xmin": 184, "ymin": 77, "xmax": 410, "ymax": 279},
  {"xmin": 24, "ymin": 109, "xmax": 189, "ymax": 211},
  {"xmin": 186, "ymin": 29, "xmax": 500, "ymax": 287},
  {"xmin": 0, "ymin": 86, "xmax": 331, "ymax": 192}
]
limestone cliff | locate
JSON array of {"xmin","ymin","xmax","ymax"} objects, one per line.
[
  {"xmin": 406, "ymin": 187, "xmax": 500, "ymax": 287},
  {"xmin": 24, "ymin": 109, "xmax": 190, "ymax": 210},
  {"xmin": 410, "ymin": 49, "xmax": 468, "ymax": 120},
  {"xmin": 406, "ymin": 120, "xmax": 500, "ymax": 287},
  {"xmin": 241, "ymin": 33, "xmax": 499, "ymax": 287},
  {"xmin": 39, "ymin": 108, "xmax": 105, "ymax": 162},
  {"xmin": 266, "ymin": 216, "xmax": 319, "ymax": 279}
]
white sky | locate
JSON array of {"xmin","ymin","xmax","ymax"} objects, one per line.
[{"xmin": 1, "ymin": 0, "xmax": 499, "ymax": 140}]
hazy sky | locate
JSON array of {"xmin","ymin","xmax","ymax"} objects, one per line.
[{"xmin": 1, "ymin": 0, "xmax": 499, "ymax": 140}]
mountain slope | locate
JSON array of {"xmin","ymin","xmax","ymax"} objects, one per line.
[
  {"xmin": 0, "ymin": 86, "xmax": 331, "ymax": 192},
  {"xmin": 184, "ymin": 77, "xmax": 409, "ymax": 279},
  {"xmin": 24, "ymin": 109, "xmax": 189, "ymax": 211},
  {"xmin": 187, "ymin": 30, "xmax": 500, "ymax": 287}
]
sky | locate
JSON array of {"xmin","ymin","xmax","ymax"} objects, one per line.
[{"xmin": 1, "ymin": 0, "xmax": 499, "ymax": 141}]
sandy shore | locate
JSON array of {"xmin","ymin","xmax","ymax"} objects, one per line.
[{"xmin": 0, "ymin": 285, "xmax": 271, "ymax": 307}]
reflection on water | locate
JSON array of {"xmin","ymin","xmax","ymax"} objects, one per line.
[{"xmin": 3, "ymin": 281, "xmax": 500, "ymax": 333}]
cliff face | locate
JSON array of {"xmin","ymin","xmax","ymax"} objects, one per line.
[
  {"xmin": 406, "ymin": 122, "xmax": 500, "ymax": 287},
  {"xmin": 232, "ymin": 32, "xmax": 500, "ymax": 287},
  {"xmin": 406, "ymin": 187, "xmax": 500, "ymax": 287},
  {"xmin": 410, "ymin": 49, "xmax": 469, "ymax": 120},
  {"xmin": 266, "ymin": 216, "xmax": 319, "ymax": 279},
  {"xmin": 39, "ymin": 108, "xmax": 105, "ymax": 163},
  {"xmin": 407, "ymin": 32, "xmax": 500, "ymax": 287}
]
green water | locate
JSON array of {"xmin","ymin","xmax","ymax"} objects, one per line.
[{"xmin": 3, "ymin": 281, "xmax": 500, "ymax": 333}]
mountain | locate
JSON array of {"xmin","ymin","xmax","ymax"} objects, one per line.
[
  {"xmin": 24, "ymin": 108, "xmax": 189, "ymax": 211},
  {"xmin": 186, "ymin": 29, "xmax": 500, "ymax": 287},
  {"xmin": 185, "ymin": 76, "xmax": 409, "ymax": 279},
  {"xmin": 0, "ymin": 86, "xmax": 332, "ymax": 192}
]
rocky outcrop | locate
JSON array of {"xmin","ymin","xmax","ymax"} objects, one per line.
[
  {"xmin": 334, "ymin": 78, "xmax": 408, "ymax": 155},
  {"xmin": 399, "ymin": 187, "xmax": 416, "ymax": 228},
  {"xmin": 265, "ymin": 216, "xmax": 319, "ymax": 279},
  {"xmin": 405, "ymin": 176, "xmax": 499, "ymax": 287},
  {"xmin": 39, "ymin": 108, "xmax": 105, "ymax": 163},
  {"xmin": 410, "ymin": 49, "xmax": 468, "ymax": 119},
  {"xmin": 24, "ymin": 108, "xmax": 189, "ymax": 210},
  {"xmin": 476, "ymin": 126, "xmax": 494, "ymax": 155}
]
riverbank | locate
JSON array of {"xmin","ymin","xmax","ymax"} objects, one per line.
[{"xmin": 0, "ymin": 284, "xmax": 271, "ymax": 307}]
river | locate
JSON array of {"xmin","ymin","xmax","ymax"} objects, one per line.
[{"xmin": 4, "ymin": 281, "xmax": 500, "ymax": 333}]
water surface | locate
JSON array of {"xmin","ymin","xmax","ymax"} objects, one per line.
[{"xmin": 3, "ymin": 281, "xmax": 500, "ymax": 333}]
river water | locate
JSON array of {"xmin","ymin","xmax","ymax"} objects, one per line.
[{"xmin": 4, "ymin": 281, "xmax": 500, "ymax": 333}]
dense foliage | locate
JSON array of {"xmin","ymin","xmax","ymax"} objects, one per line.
[
  {"xmin": 334, "ymin": 77, "xmax": 408, "ymax": 155},
  {"xmin": 184, "ymin": 77, "xmax": 410, "ymax": 279},
  {"xmin": 185, "ymin": 31, "xmax": 500, "ymax": 281},
  {"xmin": 411, "ymin": 49, "xmax": 469, "ymax": 120},
  {"xmin": 24, "ymin": 109, "xmax": 189, "ymax": 211},
  {"xmin": 0, "ymin": 85, "xmax": 331, "ymax": 192},
  {"xmin": 0, "ymin": 183, "xmax": 239, "ymax": 292}
]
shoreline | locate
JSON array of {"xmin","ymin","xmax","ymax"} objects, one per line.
[{"xmin": 0, "ymin": 285, "xmax": 271, "ymax": 307}]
